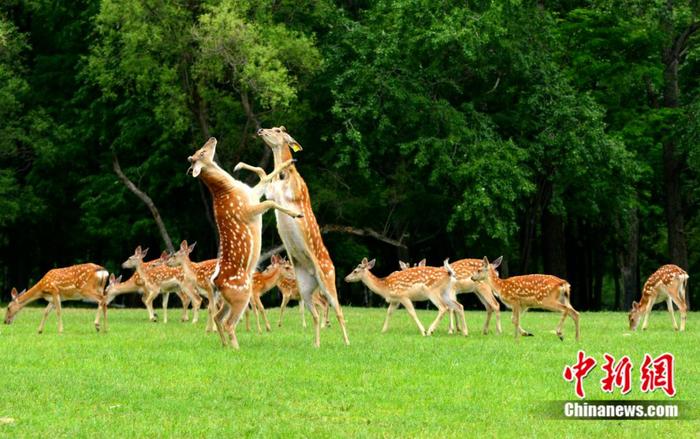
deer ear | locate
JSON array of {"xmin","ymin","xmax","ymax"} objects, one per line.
[
  {"xmin": 188, "ymin": 241, "xmax": 197, "ymax": 253},
  {"xmin": 285, "ymin": 133, "xmax": 303, "ymax": 152},
  {"xmin": 492, "ymin": 256, "xmax": 503, "ymax": 269},
  {"xmin": 116, "ymin": 275, "xmax": 123, "ymax": 284},
  {"xmin": 135, "ymin": 245, "xmax": 142, "ymax": 255},
  {"xmin": 142, "ymin": 248, "xmax": 149, "ymax": 258},
  {"xmin": 418, "ymin": 258, "xmax": 426, "ymax": 267},
  {"xmin": 160, "ymin": 250, "xmax": 169, "ymax": 260},
  {"xmin": 280, "ymin": 126, "xmax": 287, "ymax": 132},
  {"xmin": 482, "ymin": 256, "xmax": 489, "ymax": 267},
  {"xmin": 180, "ymin": 240, "xmax": 188, "ymax": 250},
  {"xmin": 361, "ymin": 257, "xmax": 368, "ymax": 265},
  {"xmin": 11, "ymin": 288, "xmax": 18, "ymax": 300},
  {"xmin": 399, "ymin": 261, "xmax": 408, "ymax": 269},
  {"xmin": 367, "ymin": 259, "xmax": 376, "ymax": 269},
  {"xmin": 109, "ymin": 274, "xmax": 116, "ymax": 283},
  {"xmin": 632, "ymin": 301, "xmax": 639, "ymax": 309}
]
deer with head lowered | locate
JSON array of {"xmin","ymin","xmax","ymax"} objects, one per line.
[
  {"xmin": 345, "ymin": 258, "xmax": 465, "ymax": 336},
  {"xmin": 471, "ymin": 256, "xmax": 580, "ymax": 341},
  {"xmin": 277, "ymin": 268, "xmax": 330, "ymax": 329},
  {"xmin": 629, "ymin": 264, "xmax": 688, "ymax": 332},
  {"xmin": 245, "ymin": 126, "xmax": 349, "ymax": 347},
  {"xmin": 4, "ymin": 263, "xmax": 109, "ymax": 333},
  {"xmin": 122, "ymin": 246, "xmax": 203, "ymax": 324},
  {"xmin": 187, "ymin": 137, "xmax": 301, "ymax": 349}
]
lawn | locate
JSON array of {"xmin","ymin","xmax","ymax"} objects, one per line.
[{"xmin": 0, "ymin": 305, "xmax": 698, "ymax": 437}]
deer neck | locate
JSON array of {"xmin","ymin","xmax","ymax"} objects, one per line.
[
  {"xmin": 487, "ymin": 268, "xmax": 506, "ymax": 296},
  {"xmin": 200, "ymin": 162, "xmax": 236, "ymax": 197},
  {"xmin": 179, "ymin": 258, "xmax": 197, "ymax": 281},
  {"xmin": 14, "ymin": 284, "xmax": 43, "ymax": 307},
  {"xmin": 271, "ymin": 144, "xmax": 297, "ymax": 178},
  {"xmin": 258, "ymin": 266, "xmax": 281, "ymax": 291},
  {"xmin": 361, "ymin": 271, "xmax": 390, "ymax": 299},
  {"xmin": 134, "ymin": 262, "xmax": 156, "ymax": 290}
]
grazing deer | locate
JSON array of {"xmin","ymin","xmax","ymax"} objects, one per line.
[
  {"xmin": 277, "ymin": 273, "xmax": 330, "ymax": 329},
  {"xmin": 4, "ymin": 263, "xmax": 109, "ymax": 333},
  {"xmin": 250, "ymin": 126, "xmax": 350, "ymax": 347},
  {"xmin": 471, "ymin": 256, "xmax": 580, "ymax": 341},
  {"xmin": 629, "ymin": 264, "xmax": 688, "ymax": 332},
  {"xmin": 345, "ymin": 258, "xmax": 463, "ymax": 336},
  {"xmin": 122, "ymin": 247, "xmax": 202, "ymax": 324},
  {"xmin": 165, "ymin": 241, "xmax": 220, "ymax": 332},
  {"xmin": 187, "ymin": 137, "xmax": 301, "ymax": 349},
  {"xmin": 243, "ymin": 254, "xmax": 295, "ymax": 333}
]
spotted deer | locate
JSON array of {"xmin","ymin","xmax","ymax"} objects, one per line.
[
  {"xmin": 187, "ymin": 136, "xmax": 301, "ymax": 349},
  {"xmin": 471, "ymin": 256, "xmax": 580, "ymax": 341},
  {"xmin": 345, "ymin": 258, "xmax": 464, "ymax": 336},
  {"xmin": 243, "ymin": 254, "xmax": 295, "ymax": 333},
  {"xmin": 122, "ymin": 247, "xmax": 202, "ymax": 324},
  {"xmin": 248, "ymin": 126, "xmax": 349, "ymax": 347},
  {"xmin": 277, "ymin": 272, "xmax": 330, "ymax": 329},
  {"xmin": 629, "ymin": 264, "xmax": 688, "ymax": 332},
  {"xmin": 165, "ymin": 241, "xmax": 220, "ymax": 332},
  {"xmin": 4, "ymin": 263, "xmax": 109, "ymax": 333},
  {"xmin": 399, "ymin": 258, "xmax": 502, "ymax": 335}
]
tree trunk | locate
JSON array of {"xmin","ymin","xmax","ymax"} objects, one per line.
[
  {"xmin": 618, "ymin": 208, "xmax": 639, "ymax": 311},
  {"xmin": 541, "ymin": 208, "xmax": 567, "ymax": 279},
  {"xmin": 112, "ymin": 152, "xmax": 175, "ymax": 253}
]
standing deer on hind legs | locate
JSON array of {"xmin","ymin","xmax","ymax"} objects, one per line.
[
  {"xmin": 187, "ymin": 137, "xmax": 301, "ymax": 349},
  {"xmin": 629, "ymin": 264, "xmax": 688, "ymax": 332},
  {"xmin": 471, "ymin": 256, "xmax": 580, "ymax": 341},
  {"xmin": 4, "ymin": 263, "xmax": 109, "ymax": 333},
  {"xmin": 246, "ymin": 126, "xmax": 350, "ymax": 347}
]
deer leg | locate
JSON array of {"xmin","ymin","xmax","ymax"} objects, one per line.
[
  {"xmin": 53, "ymin": 294, "xmax": 64, "ymax": 334},
  {"xmin": 666, "ymin": 296, "xmax": 679, "ymax": 331},
  {"xmin": 477, "ymin": 283, "xmax": 502, "ymax": 335},
  {"xmin": 162, "ymin": 292, "xmax": 170, "ymax": 324},
  {"xmin": 641, "ymin": 301, "xmax": 653, "ymax": 330},
  {"xmin": 234, "ymin": 162, "xmax": 267, "ymax": 179},
  {"xmin": 255, "ymin": 294, "xmax": 271, "ymax": 332},
  {"xmin": 297, "ymin": 269, "xmax": 322, "ymax": 347},
  {"xmin": 204, "ymin": 286, "xmax": 215, "ymax": 332},
  {"xmin": 399, "ymin": 298, "xmax": 427, "ymax": 336},
  {"xmin": 248, "ymin": 200, "xmax": 302, "ymax": 219},
  {"xmin": 448, "ymin": 310, "xmax": 455, "ymax": 335},
  {"xmin": 178, "ymin": 291, "xmax": 191, "ymax": 322},
  {"xmin": 141, "ymin": 290, "xmax": 157, "ymax": 322},
  {"xmin": 299, "ymin": 298, "xmax": 307, "ymax": 328},
  {"xmin": 382, "ymin": 301, "xmax": 399, "ymax": 333},
  {"xmin": 94, "ymin": 300, "xmax": 102, "ymax": 332},
  {"xmin": 183, "ymin": 284, "xmax": 201, "ymax": 324},
  {"xmin": 244, "ymin": 303, "xmax": 252, "ymax": 332},
  {"xmin": 316, "ymin": 271, "xmax": 349, "ymax": 345},
  {"xmin": 102, "ymin": 300, "xmax": 108, "ymax": 333},
  {"xmin": 213, "ymin": 300, "xmax": 231, "ymax": 347},
  {"xmin": 278, "ymin": 294, "xmax": 291, "ymax": 327},
  {"xmin": 37, "ymin": 302, "xmax": 55, "ymax": 334},
  {"xmin": 252, "ymin": 295, "xmax": 262, "ymax": 334}
]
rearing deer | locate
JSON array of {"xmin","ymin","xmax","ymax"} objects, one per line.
[
  {"xmin": 629, "ymin": 264, "xmax": 688, "ymax": 332},
  {"xmin": 4, "ymin": 263, "xmax": 109, "ymax": 333},
  {"xmin": 187, "ymin": 137, "xmax": 301, "ymax": 349},
  {"xmin": 471, "ymin": 256, "xmax": 580, "ymax": 341},
  {"xmin": 244, "ymin": 126, "xmax": 349, "ymax": 347}
]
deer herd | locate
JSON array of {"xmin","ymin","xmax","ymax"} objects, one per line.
[{"xmin": 3, "ymin": 127, "xmax": 691, "ymax": 348}]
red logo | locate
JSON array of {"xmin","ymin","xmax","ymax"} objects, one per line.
[
  {"xmin": 600, "ymin": 353, "xmax": 632, "ymax": 395},
  {"xmin": 563, "ymin": 350, "xmax": 597, "ymax": 399},
  {"xmin": 640, "ymin": 353, "xmax": 676, "ymax": 397}
]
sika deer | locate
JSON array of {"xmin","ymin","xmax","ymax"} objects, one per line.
[
  {"xmin": 471, "ymin": 256, "xmax": 580, "ymax": 341},
  {"xmin": 629, "ymin": 264, "xmax": 688, "ymax": 332},
  {"xmin": 345, "ymin": 258, "xmax": 463, "ymax": 336},
  {"xmin": 188, "ymin": 137, "xmax": 301, "ymax": 349},
  {"xmin": 5, "ymin": 263, "xmax": 109, "ymax": 333}
]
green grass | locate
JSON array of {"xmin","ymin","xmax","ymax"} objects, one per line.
[{"xmin": 0, "ymin": 305, "xmax": 698, "ymax": 438}]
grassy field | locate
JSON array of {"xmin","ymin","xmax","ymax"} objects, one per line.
[{"xmin": 0, "ymin": 305, "xmax": 698, "ymax": 438}]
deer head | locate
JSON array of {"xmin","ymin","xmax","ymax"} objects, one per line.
[
  {"xmin": 187, "ymin": 137, "xmax": 217, "ymax": 178},
  {"xmin": 470, "ymin": 256, "xmax": 503, "ymax": 283},
  {"xmin": 4, "ymin": 288, "xmax": 26, "ymax": 324},
  {"xmin": 257, "ymin": 126, "xmax": 303, "ymax": 153},
  {"xmin": 166, "ymin": 240, "xmax": 197, "ymax": 268},
  {"xmin": 628, "ymin": 301, "xmax": 642, "ymax": 331},
  {"xmin": 105, "ymin": 273, "xmax": 123, "ymax": 294},
  {"xmin": 345, "ymin": 258, "xmax": 376, "ymax": 283},
  {"xmin": 123, "ymin": 246, "xmax": 149, "ymax": 269}
]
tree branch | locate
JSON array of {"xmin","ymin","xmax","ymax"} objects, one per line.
[
  {"xmin": 320, "ymin": 224, "xmax": 408, "ymax": 249},
  {"xmin": 112, "ymin": 151, "xmax": 175, "ymax": 253},
  {"xmin": 259, "ymin": 244, "xmax": 285, "ymax": 263}
]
